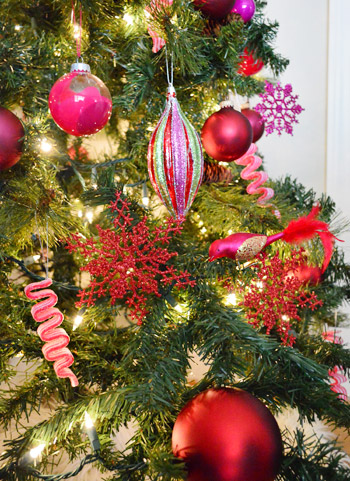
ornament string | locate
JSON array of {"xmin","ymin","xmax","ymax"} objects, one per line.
[
  {"xmin": 34, "ymin": 211, "xmax": 49, "ymax": 278},
  {"xmin": 165, "ymin": 47, "xmax": 174, "ymax": 86},
  {"xmin": 24, "ymin": 212, "xmax": 79, "ymax": 387},
  {"xmin": 71, "ymin": 0, "xmax": 83, "ymax": 59}
]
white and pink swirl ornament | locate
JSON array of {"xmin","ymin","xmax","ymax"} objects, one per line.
[
  {"xmin": 148, "ymin": 84, "xmax": 203, "ymax": 219},
  {"xmin": 323, "ymin": 330, "xmax": 348, "ymax": 401},
  {"xmin": 234, "ymin": 143, "xmax": 274, "ymax": 204},
  {"xmin": 24, "ymin": 278, "xmax": 78, "ymax": 387}
]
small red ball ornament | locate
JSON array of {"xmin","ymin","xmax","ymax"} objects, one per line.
[
  {"xmin": 201, "ymin": 106, "xmax": 253, "ymax": 162},
  {"xmin": 0, "ymin": 107, "xmax": 25, "ymax": 171},
  {"xmin": 49, "ymin": 62, "xmax": 112, "ymax": 137},
  {"xmin": 241, "ymin": 107, "xmax": 265, "ymax": 142},
  {"xmin": 172, "ymin": 388, "xmax": 283, "ymax": 481},
  {"xmin": 193, "ymin": 0, "xmax": 236, "ymax": 19},
  {"xmin": 238, "ymin": 48, "xmax": 264, "ymax": 76}
]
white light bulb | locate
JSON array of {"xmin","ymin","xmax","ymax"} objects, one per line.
[
  {"xmin": 73, "ymin": 23, "xmax": 80, "ymax": 39},
  {"xmin": 29, "ymin": 444, "xmax": 45, "ymax": 459},
  {"xmin": 142, "ymin": 196, "xmax": 150, "ymax": 207},
  {"xmin": 77, "ymin": 210, "xmax": 83, "ymax": 218},
  {"xmin": 15, "ymin": 25, "xmax": 22, "ymax": 31},
  {"xmin": 40, "ymin": 138, "xmax": 53, "ymax": 153},
  {"xmin": 123, "ymin": 13, "xmax": 133, "ymax": 25},
  {"xmin": 174, "ymin": 304, "xmax": 184, "ymax": 314},
  {"xmin": 84, "ymin": 411, "xmax": 94, "ymax": 429},
  {"xmin": 33, "ymin": 254, "xmax": 41, "ymax": 262},
  {"xmin": 73, "ymin": 315, "xmax": 83, "ymax": 331},
  {"xmin": 281, "ymin": 315, "xmax": 289, "ymax": 321},
  {"xmin": 85, "ymin": 210, "xmax": 94, "ymax": 224},
  {"xmin": 225, "ymin": 293, "xmax": 237, "ymax": 306}
]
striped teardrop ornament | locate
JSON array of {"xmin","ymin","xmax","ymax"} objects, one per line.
[{"xmin": 147, "ymin": 85, "xmax": 204, "ymax": 219}]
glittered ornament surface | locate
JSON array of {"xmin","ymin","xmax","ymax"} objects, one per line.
[
  {"xmin": 148, "ymin": 85, "xmax": 203, "ymax": 218},
  {"xmin": 49, "ymin": 64, "xmax": 112, "ymax": 137},
  {"xmin": 172, "ymin": 388, "xmax": 283, "ymax": 481},
  {"xmin": 231, "ymin": 0, "xmax": 256, "ymax": 22},
  {"xmin": 255, "ymin": 82, "xmax": 304, "ymax": 135}
]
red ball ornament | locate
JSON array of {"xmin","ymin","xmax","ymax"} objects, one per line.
[
  {"xmin": 0, "ymin": 107, "xmax": 25, "ymax": 170},
  {"xmin": 241, "ymin": 108, "xmax": 265, "ymax": 142},
  {"xmin": 193, "ymin": 0, "xmax": 236, "ymax": 19},
  {"xmin": 172, "ymin": 388, "xmax": 283, "ymax": 481},
  {"xmin": 49, "ymin": 62, "xmax": 112, "ymax": 137},
  {"xmin": 201, "ymin": 106, "xmax": 253, "ymax": 162},
  {"xmin": 238, "ymin": 48, "xmax": 264, "ymax": 76}
]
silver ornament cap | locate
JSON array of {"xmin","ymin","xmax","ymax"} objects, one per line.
[{"xmin": 70, "ymin": 62, "xmax": 91, "ymax": 73}]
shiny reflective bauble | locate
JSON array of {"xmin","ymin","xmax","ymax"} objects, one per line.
[
  {"xmin": 201, "ymin": 107, "xmax": 252, "ymax": 162},
  {"xmin": 49, "ymin": 71, "xmax": 112, "ymax": 136},
  {"xmin": 231, "ymin": 0, "xmax": 256, "ymax": 22},
  {"xmin": 172, "ymin": 388, "xmax": 283, "ymax": 481},
  {"xmin": 0, "ymin": 106, "xmax": 25, "ymax": 170},
  {"xmin": 241, "ymin": 108, "xmax": 265, "ymax": 142},
  {"xmin": 238, "ymin": 48, "xmax": 264, "ymax": 76},
  {"xmin": 193, "ymin": 0, "xmax": 236, "ymax": 19}
]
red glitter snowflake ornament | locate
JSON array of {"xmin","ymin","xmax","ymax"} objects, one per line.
[
  {"xmin": 255, "ymin": 82, "xmax": 304, "ymax": 136},
  {"xmin": 66, "ymin": 191, "xmax": 195, "ymax": 324},
  {"xmin": 242, "ymin": 250, "xmax": 322, "ymax": 346}
]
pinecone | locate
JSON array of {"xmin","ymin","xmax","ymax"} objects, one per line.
[
  {"xmin": 202, "ymin": 161, "xmax": 234, "ymax": 184},
  {"xmin": 203, "ymin": 12, "xmax": 241, "ymax": 36}
]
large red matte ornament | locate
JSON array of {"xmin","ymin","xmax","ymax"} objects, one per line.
[
  {"xmin": 241, "ymin": 108, "xmax": 265, "ymax": 142},
  {"xmin": 49, "ymin": 62, "xmax": 112, "ymax": 137},
  {"xmin": 238, "ymin": 48, "xmax": 264, "ymax": 76},
  {"xmin": 172, "ymin": 388, "xmax": 283, "ymax": 481},
  {"xmin": 193, "ymin": 0, "xmax": 236, "ymax": 19},
  {"xmin": 201, "ymin": 106, "xmax": 253, "ymax": 162},
  {"xmin": 0, "ymin": 107, "xmax": 24, "ymax": 170}
]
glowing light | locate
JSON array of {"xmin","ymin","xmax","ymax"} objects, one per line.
[
  {"xmin": 73, "ymin": 23, "xmax": 80, "ymax": 39},
  {"xmin": 282, "ymin": 315, "xmax": 289, "ymax": 321},
  {"xmin": 84, "ymin": 411, "xmax": 94, "ymax": 429},
  {"xmin": 33, "ymin": 254, "xmax": 41, "ymax": 262},
  {"xmin": 73, "ymin": 314, "xmax": 83, "ymax": 331},
  {"xmin": 40, "ymin": 138, "xmax": 53, "ymax": 153},
  {"xmin": 77, "ymin": 210, "xmax": 83, "ymax": 218},
  {"xmin": 142, "ymin": 196, "xmax": 150, "ymax": 207},
  {"xmin": 200, "ymin": 227, "xmax": 207, "ymax": 234},
  {"xmin": 86, "ymin": 210, "xmax": 94, "ymax": 224},
  {"xmin": 228, "ymin": 229, "xmax": 233, "ymax": 235},
  {"xmin": 29, "ymin": 444, "xmax": 45, "ymax": 459},
  {"xmin": 225, "ymin": 293, "xmax": 237, "ymax": 306},
  {"xmin": 256, "ymin": 281, "xmax": 263, "ymax": 290},
  {"xmin": 14, "ymin": 25, "xmax": 22, "ymax": 31},
  {"xmin": 174, "ymin": 304, "xmax": 184, "ymax": 314},
  {"xmin": 123, "ymin": 13, "xmax": 134, "ymax": 25}
]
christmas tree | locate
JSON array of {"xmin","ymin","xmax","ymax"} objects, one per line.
[{"xmin": 1, "ymin": 1, "xmax": 350, "ymax": 480}]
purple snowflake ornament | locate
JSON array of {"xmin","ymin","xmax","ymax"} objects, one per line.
[{"xmin": 255, "ymin": 82, "xmax": 304, "ymax": 136}]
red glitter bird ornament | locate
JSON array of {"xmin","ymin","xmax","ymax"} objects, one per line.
[{"xmin": 209, "ymin": 206, "xmax": 340, "ymax": 271}]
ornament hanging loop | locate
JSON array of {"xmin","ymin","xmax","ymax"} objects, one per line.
[
  {"xmin": 71, "ymin": 0, "xmax": 83, "ymax": 60},
  {"xmin": 165, "ymin": 47, "xmax": 174, "ymax": 87}
]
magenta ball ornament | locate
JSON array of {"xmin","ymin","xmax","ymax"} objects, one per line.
[
  {"xmin": 172, "ymin": 388, "xmax": 283, "ymax": 481},
  {"xmin": 49, "ymin": 62, "xmax": 112, "ymax": 137},
  {"xmin": 0, "ymin": 107, "xmax": 25, "ymax": 171},
  {"xmin": 193, "ymin": 0, "xmax": 237, "ymax": 19},
  {"xmin": 231, "ymin": 0, "xmax": 256, "ymax": 22},
  {"xmin": 201, "ymin": 107, "xmax": 253, "ymax": 162},
  {"xmin": 241, "ymin": 108, "xmax": 265, "ymax": 142}
]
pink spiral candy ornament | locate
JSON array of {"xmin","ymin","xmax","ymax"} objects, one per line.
[
  {"xmin": 323, "ymin": 330, "xmax": 348, "ymax": 401},
  {"xmin": 234, "ymin": 143, "xmax": 274, "ymax": 204},
  {"xmin": 24, "ymin": 278, "xmax": 78, "ymax": 387}
]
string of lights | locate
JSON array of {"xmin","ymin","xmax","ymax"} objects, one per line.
[{"xmin": 0, "ymin": 413, "xmax": 146, "ymax": 481}]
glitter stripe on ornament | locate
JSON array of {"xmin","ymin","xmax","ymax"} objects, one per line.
[
  {"xmin": 24, "ymin": 278, "xmax": 78, "ymax": 387},
  {"xmin": 148, "ymin": 85, "xmax": 203, "ymax": 218}
]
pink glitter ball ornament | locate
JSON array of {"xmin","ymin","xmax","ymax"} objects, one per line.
[
  {"xmin": 49, "ymin": 62, "xmax": 112, "ymax": 137},
  {"xmin": 255, "ymin": 81, "xmax": 304, "ymax": 136}
]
